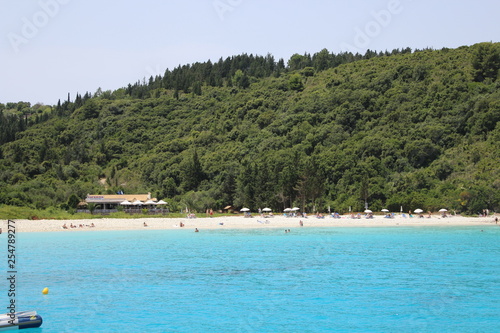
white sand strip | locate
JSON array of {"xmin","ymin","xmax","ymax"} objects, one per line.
[{"xmin": 1, "ymin": 215, "xmax": 498, "ymax": 233}]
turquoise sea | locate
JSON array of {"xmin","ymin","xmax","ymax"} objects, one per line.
[{"xmin": 6, "ymin": 226, "xmax": 500, "ymax": 332}]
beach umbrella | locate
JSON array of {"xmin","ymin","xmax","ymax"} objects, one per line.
[
  {"xmin": 439, "ymin": 208, "xmax": 447, "ymax": 212},
  {"xmin": 381, "ymin": 209, "xmax": 389, "ymax": 212},
  {"xmin": 156, "ymin": 200, "xmax": 168, "ymax": 205},
  {"xmin": 132, "ymin": 200, "xmax": 143, "ymax": 205},
  {"xmin": 262, "ymin": 208, "xmax": 272, "ymax": 212},
  {"xmin": 414, "ymin": 208, "xmax": 424, "ymax": 213},
  {"xmin": 364, "ymin": 209, "xmax": 372, "ymax": 213},
  {"xmin": 291, "ymin": 207, "xmax": 300, "ymax": 211},
  {"xmin": 240, "ymin": 208, "xmax": 250, "ymax": 212},
  {"xmin": 120, "ymin": 200, "xmax": 132, "ymax": 205},
  {"xmin": 144, "ymin": 199, "xmax": 157, "ymax": 205},
  {"xmin": 284, "ymin": 208, "xmax": 292, "ymax": 212}
]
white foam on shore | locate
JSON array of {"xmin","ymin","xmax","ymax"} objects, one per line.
[{"xmin": 1, "ymin": 215, "xmax": 497, "ymax": 233}]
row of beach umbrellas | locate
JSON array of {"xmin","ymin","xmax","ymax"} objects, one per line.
[
  {"xmin": 364, "ymin": 208, "xmax": 448, "ymax": 213},
  {"xmin": 412, "ymin": 208, "xmax": 448, "ymax": 213},
  {"xmin": 120, "ymin": 200, "xmax": 167, "ymax": 206},
  {"xmin": 241, "ymin": 207, "xmax": 449, "ymax": 213},
  {"xmin": 240, "ymin": 207, "xmax": 300, "ymax": 212}
]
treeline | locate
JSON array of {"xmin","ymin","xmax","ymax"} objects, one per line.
[
  {"xmin": 125, "ymin": 47, "xmax": 416, "ymax": 99},
  {"xmin": 0, "ymin": 43, "xmax": 499, "ymax": 216},
  {"xmin": 0, "ymin": 102, "xmax": 52, "ymax": 146},
  {"xmin": 1, "ymin": 47, "xmax": 417, "ymax": 132}
]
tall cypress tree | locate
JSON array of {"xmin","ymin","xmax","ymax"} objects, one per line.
[{"xmin": 181, "ymin": 149, "xmax": 205, "ymax": 191}]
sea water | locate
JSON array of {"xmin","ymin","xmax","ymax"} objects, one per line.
[{"xmin": 4, "ymin": 226, "xmax": 500, "ymax": 332}]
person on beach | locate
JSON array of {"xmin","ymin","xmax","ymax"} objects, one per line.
[
  {"xmin": 300, "ymin": 220, "xmax": 303, "ymax": 227},
  {"xmin": 195, "ymin": 228, "xmax": 199, "ymax": 232},
  {"xmin": 62, "ymin": 223, "xmax": 68, "ymax": 229},
  {"xmin": 143, "ymin": 222, "xmax": 148, "ymax": 227}
]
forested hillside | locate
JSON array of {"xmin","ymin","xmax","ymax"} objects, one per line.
[{"xmin": 1, "ymin": 42, "xmax": 499, "ymax": 215}]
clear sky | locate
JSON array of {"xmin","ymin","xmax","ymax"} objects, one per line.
[{"xmin": 1, "ymin": 0, "xmax": 498, "ymax": 105}]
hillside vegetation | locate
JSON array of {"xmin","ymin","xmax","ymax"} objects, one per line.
[{"xmin": 1, "ymin": 42, "xmax": 499, "ymax": 215}]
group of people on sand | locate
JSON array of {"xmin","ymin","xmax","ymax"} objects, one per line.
[
  {"xmin": 62, "ymin": 223, "xmax": 95, "ymax": 229},
  {"xmin": 284, "ymin": 212, "xmax": 307, "ymax": 218}
]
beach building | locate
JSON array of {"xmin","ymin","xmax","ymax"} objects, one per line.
[{"xmin": 79, "ymin": 193, "xmax": 168, "ymax": 215}]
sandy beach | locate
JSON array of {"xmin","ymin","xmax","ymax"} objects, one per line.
[{"xmin": 1, "ymin": 214, "xmax": 498, "ymax": 232}]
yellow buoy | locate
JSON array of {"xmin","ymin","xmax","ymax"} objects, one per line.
[{"xmin": 42, "ymin": 287, "xmax": 49, "ymax": 295}]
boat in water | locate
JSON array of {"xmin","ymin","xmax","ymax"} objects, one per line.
[{"xmin": 0, "ymin": 311, "xmax": 42, "ymax": 330}]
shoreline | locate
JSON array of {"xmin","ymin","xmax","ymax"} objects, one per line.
[{"xmin": 1, "ymin": 215, "xmax": 498, "ymax": 233}]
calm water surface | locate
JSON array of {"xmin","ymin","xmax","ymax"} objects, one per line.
[{"xmin": 6, "ymin": 226, "xmax": 500, "ymax": 332}]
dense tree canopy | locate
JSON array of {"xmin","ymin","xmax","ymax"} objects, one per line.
[{"xmin": 1, "ymin": 43, "xmax": 499, "ymax": 215}]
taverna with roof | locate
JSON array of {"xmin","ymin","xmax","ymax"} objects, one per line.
[{"xmin": 79, "ymin": 193, "xmax": 168, "ymax": 214}]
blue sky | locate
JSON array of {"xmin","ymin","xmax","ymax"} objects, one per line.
[{"xmin": 1, "ymin": 0, "xmax": 498, "ymax": 105}]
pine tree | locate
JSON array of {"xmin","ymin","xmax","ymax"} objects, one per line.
[{"xmin": 181, "ymin": 150, "xmax": 205, "ymax": 191}]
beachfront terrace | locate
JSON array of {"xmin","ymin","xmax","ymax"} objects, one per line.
[{"xmin": 77, "ymin": 193, "xmax": 169, "ymax": 215}]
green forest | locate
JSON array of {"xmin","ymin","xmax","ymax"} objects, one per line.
[{"xmin": 1, "ymin": 42, "xmax": 499, "ymax": 216}]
